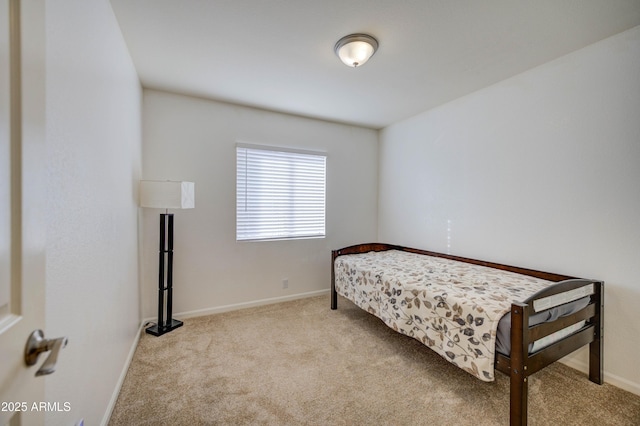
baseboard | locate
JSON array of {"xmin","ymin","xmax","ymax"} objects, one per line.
[
  {"xmin": 560, "ymin": 357, "xmax": 640, "ymax": 397},
  {"xmin": 142, "ymin": 289, "xmax": 330, "ymax": 324},
  {"xmin": 100, "ymin": 322, "xmax": 145, "ymax": 426}
]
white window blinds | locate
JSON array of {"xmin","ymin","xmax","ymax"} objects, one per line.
[{"xmin": 236, "ymin": 145, "xmax": 326, "ymax": 241}]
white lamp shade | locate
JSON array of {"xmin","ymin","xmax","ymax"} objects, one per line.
[{"xmin": 139, "ymin": 180, "xmax": 195, "ymax": 209}]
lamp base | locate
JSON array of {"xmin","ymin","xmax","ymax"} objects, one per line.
[{"xmin": 145, "ymin": 319, "xmax": 184, "ymax": 337}]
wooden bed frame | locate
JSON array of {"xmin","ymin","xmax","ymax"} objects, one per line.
[{"xmin": 330, "ymin": 243, "xmax": 604, "ymax": 426}]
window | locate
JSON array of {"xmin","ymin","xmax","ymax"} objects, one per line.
[{"xmin": 236, "ymin": 144, "xmax": 326, "ymax": 241}]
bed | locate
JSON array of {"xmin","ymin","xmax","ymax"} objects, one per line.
[{"xmin": 330, "ymin": 243, "xmax": 603, "ymax": 426}]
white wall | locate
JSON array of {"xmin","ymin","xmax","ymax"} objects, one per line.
[
  {"xmin": 379, "ymin": 26, "xmax": 640, "ymax": 394},
  {"xmin": 45, "ymin": 1, "xmax": 142, "ymax": 424},
  {"xmin": 141, "ymin": 90, "xmax": 378, "ymax": 318}
]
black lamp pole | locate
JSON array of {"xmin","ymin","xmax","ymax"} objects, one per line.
[{"xmin": 145, "ymin": 213, "xmax": 183, "ymax": 336}]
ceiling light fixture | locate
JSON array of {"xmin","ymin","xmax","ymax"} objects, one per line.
[{"xmin": 334, "ymin": 33, "xmax": 378, "ymax": 68}]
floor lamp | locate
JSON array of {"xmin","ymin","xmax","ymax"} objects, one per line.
[{"xmin": 139, "ymin": 180, "xmax": 195, "ymax": 336}]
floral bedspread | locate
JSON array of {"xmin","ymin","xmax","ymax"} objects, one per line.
[{"xmin": 333, "ymin": 250, "xmax": 553, "ymax": 381}]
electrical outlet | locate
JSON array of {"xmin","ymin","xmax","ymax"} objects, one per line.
[{"xmin": 282, "ymin": 278, "xmax": 289, "ymax": 289}]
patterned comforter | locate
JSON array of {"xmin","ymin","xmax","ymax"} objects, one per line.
[{"xmin": 333, "ymin": 250, "xmax": 553, "ymax": 381}]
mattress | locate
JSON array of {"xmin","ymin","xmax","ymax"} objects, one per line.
[{"xmin": 334, "ymin": 250, "xmax": 592, "ymax": 381}]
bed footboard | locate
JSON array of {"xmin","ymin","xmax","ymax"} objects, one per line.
[{"xmin": 496, "ymin": 279, "xmax": 604, "ymax": 426}]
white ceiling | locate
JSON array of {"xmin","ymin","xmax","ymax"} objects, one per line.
[{"xmin": 110, "ymin": 0, "xmax": 640, "ymax": 129}]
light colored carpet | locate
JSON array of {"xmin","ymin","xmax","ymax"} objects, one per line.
[{"xmin": 109, "ymin": 295, "xmax": 640, "ymax": 425}]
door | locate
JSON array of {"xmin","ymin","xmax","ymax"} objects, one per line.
[{"xmin": 0, "ymin": 0, "xmax": 46, "ymax": 425}]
